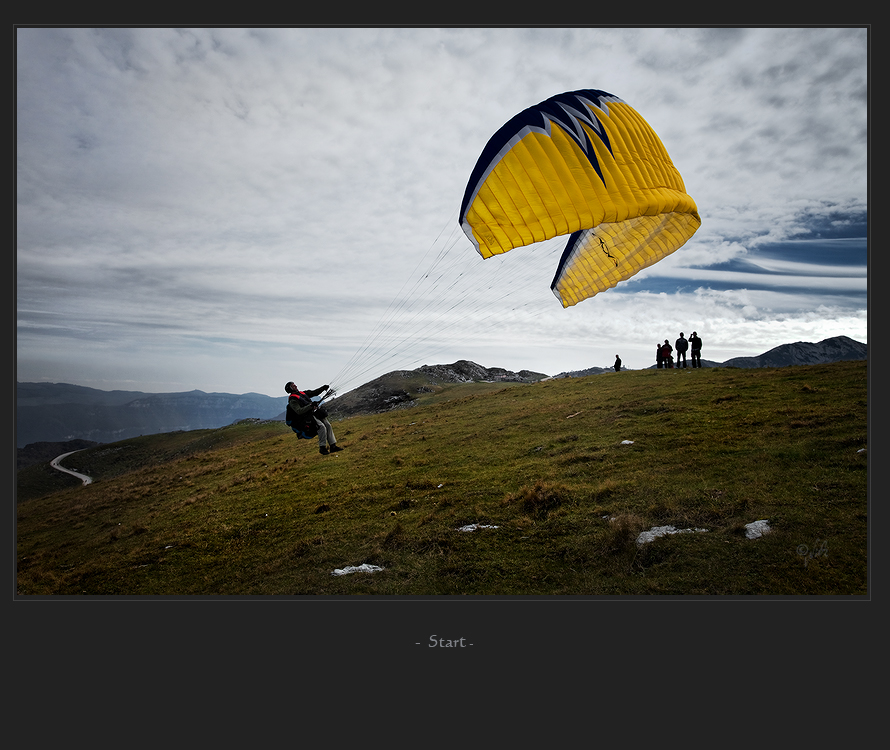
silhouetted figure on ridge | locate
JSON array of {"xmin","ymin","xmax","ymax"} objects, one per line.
[
  {"xmin": 689, "ymin": 332, "xmax": 702, "ymax": 368},
  {"xmin": 675, "ymin": 332, "xmax": 689, "ymax": 368}
]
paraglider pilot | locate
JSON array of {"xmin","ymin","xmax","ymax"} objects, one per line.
[{"xmin": 285, "ymin": 382, "xmax": 343, "ymax": 455}]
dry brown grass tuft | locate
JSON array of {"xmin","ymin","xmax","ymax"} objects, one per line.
[
  {"xmin": 505, "ymin": 481, "xmax": 571, "ymax": 520},
  {"xmin": 601, "ymin": 513, "xmax": 647, "ymax": 555}
]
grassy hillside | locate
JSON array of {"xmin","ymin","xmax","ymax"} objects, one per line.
[{"xmin": 16, "ymin": 361, "xmax": 868, "ymax": 596}]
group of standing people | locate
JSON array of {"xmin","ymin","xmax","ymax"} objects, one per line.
[{"xmin": 657, "ymin": 332, "xmax": 702, "ymax": 369}]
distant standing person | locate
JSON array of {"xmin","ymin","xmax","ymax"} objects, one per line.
[
  {"xmin": 656, "ymin": 343, "xmax": 664, "ymax": 369},
  {"xmin": 614, "ymin": 355, "xmax": 622, "ymax": 372},
  {"xmin": 675, "ymin": 332, "xmax": 689, "ymax": 368},
  {"xmin": 690, "ymin": 331, "xmax": 702, "ymax": 368},
  {"xmin": 661, "ymin": 339, "xmax": 674, "ymax": 368}
]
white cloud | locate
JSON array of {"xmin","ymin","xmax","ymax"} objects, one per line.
[{"xmin": 17, "ymin": 27, "xmax": 868, "ymax": 395}]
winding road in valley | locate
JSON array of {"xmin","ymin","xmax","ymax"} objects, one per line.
[{"xmin": 49, "ymin": 451, "xmax": 93, "ymax": 486}]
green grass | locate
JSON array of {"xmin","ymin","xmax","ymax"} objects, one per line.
[{"xmin": 16, "ymin": 361, "xmax": 868, "ymax": 595}]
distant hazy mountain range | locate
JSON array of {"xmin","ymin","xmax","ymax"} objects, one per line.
[
  {"xmin": 16, "ymin": 385, "xmax": 287, "ymax": 449},
  {"xmin": 16, "ymin": 336, "xmax": 865, "ymax": 451}
]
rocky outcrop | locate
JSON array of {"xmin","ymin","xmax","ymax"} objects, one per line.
[
  {"xmin": 324, "ymin": 361, "xmax": 549, "ymax": 420},
  {"xmin": 417, "ymin": 360, "xmax": 547, "ymax": 384}
]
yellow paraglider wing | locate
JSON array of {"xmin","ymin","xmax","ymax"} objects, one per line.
[{"xmin": 459, "ymin": 89, "xmax": 701, "ymax": 307}]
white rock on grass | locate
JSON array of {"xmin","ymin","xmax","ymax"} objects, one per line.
[
  {"xmin": 457, "ymin": 524, "xmax": 499, "ymax": 532},
  {"xmin": 331, "ymin": 564, "xmax": 384, "ymax": 576},
  {"xmin": 744, "ymin": 520, "xmax": 771, "ymax": 539},
  {"xmin": 636, "ymin": 525, "xmax": 708, "ymax": 546}
]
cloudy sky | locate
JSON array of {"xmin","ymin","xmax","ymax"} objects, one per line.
[{"xmin": 16, "ymin": 27, "xmax": 868, "ymax": 398}]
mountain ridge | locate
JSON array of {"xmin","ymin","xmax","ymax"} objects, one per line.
[
  {"xmin": 16, "ymin": 336, "xmax": 865, "ymax": 451},
  {"xmin": 719, "ymin": 335, "xmax": 866, "ymax": 368},
  {"xmin": 322, "ymin": 360, "xmax": 548, "ymax": 421},
  {"xmin": 555, "ymin": 335, "xmax": 867, "ymax": 377},
  {"xmin": 329, "ymin": 337, "xmax": 866, "ymax": 418}
]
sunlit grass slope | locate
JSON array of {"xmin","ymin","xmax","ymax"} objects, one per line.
[{"xmin": 17, "ymin": 361, "xmax": 867, "ymax": 595}]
